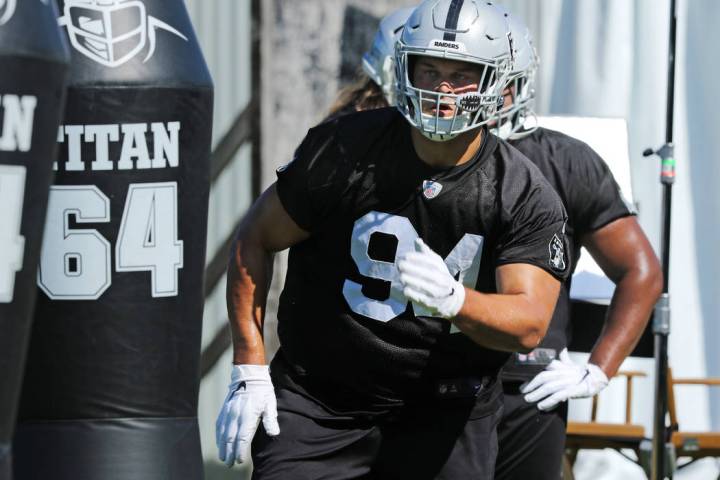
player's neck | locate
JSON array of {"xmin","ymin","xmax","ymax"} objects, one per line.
[{"xmin": 410, "ymin": 128, "xmax": 484, "ymax": 169}]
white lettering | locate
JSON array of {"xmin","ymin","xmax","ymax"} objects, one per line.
[
  {"xmin": 151, "ymin": 121, "xmax": 180, "ymax": 168},
  {"xmin": 118, "ymin": 123, "xmax": 151, "ymax": 170},
  {"xmin": 0, "ymin": 94, "xmax": 37, "ymax": 152},
  {"xmin": 433, "ymin": 41, "xmax": 460, "ymax": 49},
  {"xmin": 54, "ymin": 126, "xmax": 64, "ymax": 171},
  {"xmin": 85, "ymin": 124, "xmax": 120, "ymax": 171},
  {"xmin": 54, "ymin": 121, "xmax": 181, "ymax": 172},
  {"xmin": 428, "ymin": 39, "xmax": 467, "ymax": 52},
  {"xmin": 64, "ymin": 125, "xmax": 85, "ymax": 171}
]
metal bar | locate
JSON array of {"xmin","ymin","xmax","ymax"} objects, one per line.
[
  {"xmin": 209, "ymin": 105, "xmax": 252, "ymax": 183},
  {"xmin": 200, "ymin": 0, "xmax": 264, "ymax": 380},
  {"xmin": 651, "ymin": 0, "xmax": 678, "ymax": 478},
  {"xmin": 665, "ymin": 0, "xmax": 677, "ymax": 148},
  {"xmin": 250, "ymin": 0, "xmax": 262, "ymax": 199},
  {"xmin": 200, "ymin": 324, "xmax": 232, "ymax": 378},
  {"xmin": 204, "ymin": 217, "xmax": 242, "ymax": 298}
]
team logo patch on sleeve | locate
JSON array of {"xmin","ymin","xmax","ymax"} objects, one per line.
[
  {"xmin": 422, "ymin": 180, "xmax": 443, "ymax": 199},
  {"xmin": 549, "ymin": 233, "xmax": 566, "ymax": 271}
]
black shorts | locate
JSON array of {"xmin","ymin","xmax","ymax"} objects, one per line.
[
  {"xmin": 251, "ymin": 380, "xmax": 503, "ymax": 480},
  {"xmin": 494, "ymin": 381, "xmax": 568, "ymax": 480}
]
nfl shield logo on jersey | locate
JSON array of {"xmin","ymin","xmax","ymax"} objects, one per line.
[
  {"xmin": 548, "ymin": 234, "xmax": 566, "ymax": 271},
  {"xmin": 422, "ymin": 180, "xmax": 443, "ymax": 199}
]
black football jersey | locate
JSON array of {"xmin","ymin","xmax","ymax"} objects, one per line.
[
  {"xmin": 271, "ymin": 108, "xmax": 569, "ymax": 414},
  {"xmin": 501, "ymin": 127, "xmax": 634, "ymax": 381}
]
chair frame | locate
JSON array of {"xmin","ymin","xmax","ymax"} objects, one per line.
[{"xmin": 564, "ymin": 371, "xmax": 649, "ymax": 478}]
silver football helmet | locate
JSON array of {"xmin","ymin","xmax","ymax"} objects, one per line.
[
  {"xmin": 362, "ymin": 7, "xmax": 415, "ymax": 106},
  {"xmin": 496, "ymin": 7, "xmax": 538, "ymax": 139},
  {"xmin": 395, "ymin": 0, "xmax": 513, "ymax": 142}
]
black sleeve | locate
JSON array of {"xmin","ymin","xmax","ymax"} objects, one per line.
[
  {"xmin": 495, "ymin": 142, "xmax": 571, "ymax": 281},
  {"xmin": 496, "ymin": 183, "xmax": 570, "ymax": 281},
  {"xmin": 563, "ymin": 142, "xmax": 634, "ymax": 236},
  {"xmin": 275, "ymin": 122, "xmax": 345, "ymax": 232}
]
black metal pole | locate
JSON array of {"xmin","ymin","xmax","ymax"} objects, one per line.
[{"xmin": 643, "ymin": 0, "xmax": 677, "ymax": 478}]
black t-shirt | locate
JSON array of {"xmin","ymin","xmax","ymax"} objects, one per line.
[
  {"xmin": 272, "ymin": 108, "xmax": 569, "ymax": 414},
  {"xmin": 501, "ymin": 127, "xmax": 634, "ymax": 381}
]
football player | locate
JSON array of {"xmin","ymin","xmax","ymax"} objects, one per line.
[
  {"xmin": 491, "ymin": 11, "xmax": 662, "ymax": 480},
  {"xmin": 216, "ymin": 1, "xmax": 571, "ymax": 478}
]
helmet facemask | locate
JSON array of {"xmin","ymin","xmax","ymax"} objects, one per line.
[
  {"xmin": 395, "ymin": 44, "xmax": 511, "ymax": 142},
  {"xmin": 496, "ymin": 59, "xmax": 538, "ymax": 140}
]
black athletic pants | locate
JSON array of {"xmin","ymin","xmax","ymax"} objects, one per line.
[
  {"xmin": 251, "ymin": 383, "xmax": 503, "ymax": 480},
  {"xmin": 494, "ymin": 381, "xmax": 568, "ymax": 480}
]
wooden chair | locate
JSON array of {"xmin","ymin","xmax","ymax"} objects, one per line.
[
  {"xmin": 563, "ymin": 367, "xmax": 720, "ymax": 479},
  {"xmin": 564, "ymin": 371, "xmax": 649, "ymax": 478},
  {"xmin": 667, "ymin": 367, "xmax": 720, "ymax": 469}
]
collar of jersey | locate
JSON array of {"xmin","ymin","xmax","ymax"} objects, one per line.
[{"xmin": 403, "ymin": 125, "xmax": 496, "ymax": 188}]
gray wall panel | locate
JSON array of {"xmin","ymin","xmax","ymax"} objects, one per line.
[{"xmin": 185, "ymin": 1, "xmax": 254, "ymax": 475}]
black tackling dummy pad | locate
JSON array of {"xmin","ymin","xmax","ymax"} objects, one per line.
[
  {"xmin": 0, "ymin": 2, "xmax": 69, "ymax": 480},
  {"xmin": 13, "ymin": 418, "xmax": 201, "ymax": 480},
  {"xmin": 15, "ymin": 0, "xmax": 213, "ymax": 478}
]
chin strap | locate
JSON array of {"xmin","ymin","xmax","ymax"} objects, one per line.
[{"xmin": 419, "ymin": 129, "xmax": 460, "ymax": 142}]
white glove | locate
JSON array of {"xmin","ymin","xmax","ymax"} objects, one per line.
[
  {"xmin": 398, "ymin": 238, "xmax": 465, "ymax": 319},
  {"xmin": 520, "ymin": 349, "xmax": 609, "ymax": 411},
  {"xmin": 215, "ymin": 364, "xmax": 280, "ymax": 467}
]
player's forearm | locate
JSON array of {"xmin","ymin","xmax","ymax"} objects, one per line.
[
  {"xmin": 452, "ymin": 288, "xmax": 554, "ymax": 353},
  {"xmin": 588, "ymin": 264, "xmax": 662, "ymax": 377},
  {"xmin": 226, "ymin": 232, "xmax": 274, "ymax": 365}
]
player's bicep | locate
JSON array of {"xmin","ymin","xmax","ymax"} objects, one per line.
[
  {"xmin": 581, "ymin": 216, "xmax": 657, "ymax": 283},
  {"xmin": 496, "ymin": 262, "xmax": 561, "ymax": 319},
  {"xmin": 238, "ymin": 183, "xmax": 310, "ymax": 253}
]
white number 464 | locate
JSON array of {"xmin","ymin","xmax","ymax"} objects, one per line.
[{"xmin": 38, "ymin": 182, "xmax": 183, "ymax": 300}]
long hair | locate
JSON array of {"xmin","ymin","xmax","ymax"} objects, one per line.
[{"xmin": 325, "ymin": 73, "xmax": 389, "ymax": 121}]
